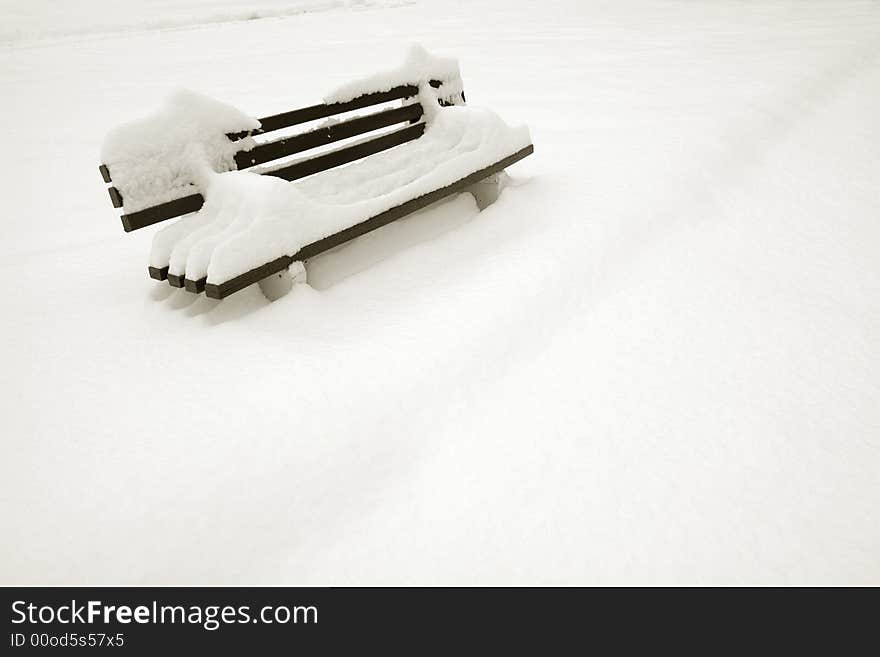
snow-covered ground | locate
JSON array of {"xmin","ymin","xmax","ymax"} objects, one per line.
[
  {"xmin": 1, "ymin": 0, "xmax": 878, "ymax": 585},
  {"xmin": 0, "ymin": 0, "xmax": 409, "ymax": 44}
]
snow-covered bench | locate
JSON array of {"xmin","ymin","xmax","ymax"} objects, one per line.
[{"xmin": 98, "ymin": 47, "xmax": 533, "ymax": 300}]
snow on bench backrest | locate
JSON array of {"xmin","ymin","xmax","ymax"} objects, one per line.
[
  {"xmin": 99, "ymin": 45, "xmax": 465, "ymax": 233},
  {"xmin": 324, "ymin": 44, "xmax": 465, "ymax": 108}
]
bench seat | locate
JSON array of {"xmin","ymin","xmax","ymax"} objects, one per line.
[{"xmin": 150, "ymin": 104, "xmax": 533, "ymax": 298}]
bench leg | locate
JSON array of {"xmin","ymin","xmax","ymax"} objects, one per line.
[
  {"xmin": 257, "ymin": 261, "xmax": 307, "ymax": 301},
  {"xmin": 466, "ymin": 171, "xmax": 507, "ymax": 210}
]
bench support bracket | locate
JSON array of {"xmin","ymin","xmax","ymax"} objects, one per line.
[
  {"xmin": 466, "ymin": 172, "xmax": 507, "ymax": 210},
  {"xmin": 258, "ymin": 261, "xmax": 307, "ymax": 301}
]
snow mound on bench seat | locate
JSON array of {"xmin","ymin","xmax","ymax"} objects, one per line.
[
  {"xmin": 100, "ymin": 89, "xmax": 259, "ymax": 213},
  {"xmin": 150, "ymin": 99, "xmax": 531, "ymax": 286},
  {"xmin": 325, "ymin": 43, "xmax": 464, "ymax": 106}
]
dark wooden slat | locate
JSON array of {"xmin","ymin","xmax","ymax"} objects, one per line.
[
  {"xmin": 228, "ymin": 84, "xmax": 421, "ymax": 140},
  {"xmin": 257, "ymin": 85, "xmax": 422, "ymax": 134},
  {"xmin": 204, "ymin": 144, "xmax": 534, "ymax": 299},
  {"xmin": 148, "ymin": 266, "xmax": 168, "ymax": 281},
  {"xmin": 167, "ymin": 273, "xmax": 186, "ymax": 288},
  {"xmin": 99, "ymin": 164, "xmax": 112, "ymax": 183},
  {"xmin": 265, "ymin": 122, "xmax": 425, "ymax": 182},
  {"xmin": 205, "ymin": 257, "xmax": 293, "ymax": 299},
  {"xmin": 235, "ymin": 103, "xmax": 423, "ymax": 169},
  {"xmin": 108, "ymin": 186, "xmax": 124, "ymax": 208},
  {"xmin": 184, "ymin": 277, "xmax": 206, "ymax": 293},
  {"xmin": 121, "ymin": 193, "xmax": 205, "ymax": 232}
]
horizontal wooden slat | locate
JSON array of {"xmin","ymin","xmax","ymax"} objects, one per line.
[
  {"xmin": 264, "ymin": 122, "xmax": 425, "ymax": 182},
  {"xmin": 227, "ymin": 82, "xmax": 446, "ymax": 139},
  {"xmin": 235, "ymin": 103, "xmax": 423, "ymax": 169},
  {"xmin": 184, "ymin": 277, "xmax": 206, "ymax": 293},
  {"xmin": 167, "ymin": 273, "xmax": 186, "ymax": 288},
  {"xmin": 148, "ymin": 266, "xmax": 168, "ymax": 281},
  {"xmin": 99, "ymin": 164, "xmax": 112, "ymax": 183},
  {"xmin": 108, "ymin": 186, "xmax": 124, "ymax": 208},
  {"xmin": 204, "ymin": 144, "xmax": 535, "ymax": 299},
  {"xmin": 258, "ymin": 84, "xmax": 422, "ymax": 132},
  {"xmin": 204, "ymin": 257, "xmax": 293, "ymax": 299},
  {"xmin": 121, "ymin": 193, "xmax": 205, "ymax": 232}
]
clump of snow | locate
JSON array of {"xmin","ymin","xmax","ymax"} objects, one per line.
[
  {"xmin": 324, "ymin": 43, "xmax": 464, "ymax": 105},
  {"xmin": 100, "ymin": 89, "xmax": 259, "ymax": 213},
  {"xmin": 151, "ymin": 101, "xmax": 530, "ymax": 284},
  {"xmin": 151, "ymin": 170, "xmax": 320, "ymax": 278},
  {"xmin": 416, "ymin": 80, "xmax": 442, "ymax": 123}
]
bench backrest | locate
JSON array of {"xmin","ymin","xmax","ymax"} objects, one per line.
[{"xmin": 100, "ymin": 79, "xmax": 465, "ymax": 232}]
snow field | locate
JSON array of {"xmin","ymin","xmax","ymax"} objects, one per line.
[{"xmin": 1, "ymin": 0, "xmax": 878, "ymax": 584}]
